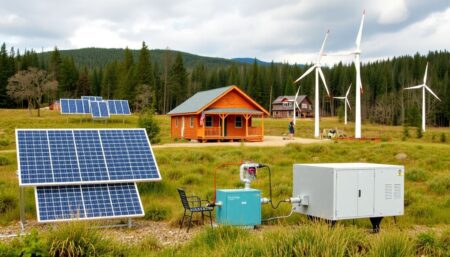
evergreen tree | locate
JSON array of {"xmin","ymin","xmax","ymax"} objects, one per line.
[{"xmin": 168, "ymin": 53, "xmax": 188, "ymax": 108}]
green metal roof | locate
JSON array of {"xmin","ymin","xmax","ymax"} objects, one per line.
[
  {"xmin": 167, "ymin": 86, "xmax": 233, "ymax": 115},
  {"xmin": 203, "ymin": 108, "xmax": 263, "ymax": 114}
]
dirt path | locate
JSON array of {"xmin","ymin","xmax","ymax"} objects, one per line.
[{"xmin": 153, "ymin": 136, "xmax": 327, "ymax": 149}]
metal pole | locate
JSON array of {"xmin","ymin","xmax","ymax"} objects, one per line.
[
  {"xmin": 127, "ymin": 218, "xmax": 132, "ymax": 228},
  {"xmin": 19, "ymin": 186, "xmax": 25, "ymax": 233}
]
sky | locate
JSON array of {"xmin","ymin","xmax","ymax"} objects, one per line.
[{"xmin": 0, "ymin": 0, "xmax": 449, "ymax": 65}]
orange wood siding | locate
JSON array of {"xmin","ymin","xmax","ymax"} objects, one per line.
[{"xmin": 209, "ymin": 90, "xmax": 258, "ymax": 110}]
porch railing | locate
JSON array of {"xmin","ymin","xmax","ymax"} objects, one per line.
[
  {"xmin": 248, "ymin": 127, "xmax": 262, "ymax": 136},
  {"xmin": 205, "ymin": 127, "xmax": 220, "ymax": 137}
]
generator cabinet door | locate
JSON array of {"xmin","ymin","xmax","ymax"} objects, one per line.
[
  {"xmin": 335, "ymin": 170, "xmax": 358, "ymax": 219},
  {"xmin": 374, "ymin": 168, "xmax": 404, "ymax": 216},
  {"xmin": 357, "ymin": 170, "xmax": 375, "ymax": 217}
]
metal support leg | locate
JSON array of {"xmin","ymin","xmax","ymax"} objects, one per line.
[
  {"xmin": 127, "ymin": 218, "xmax": 132, "ymax": 228},
  {"xmin": 19, "ymin": 186, "xmax": 25, "ymax": 233},
  {"xmin": 187, "ymin": 213, "xmax": 193, "ymax": 232}
]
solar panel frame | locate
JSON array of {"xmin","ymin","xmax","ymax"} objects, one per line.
[
  {"xmin": 35, "ymin": 183, "xmax": 144, "ymax": 222},
  {"xmin": 90, "ymin": 101, "xmax": 110, "ymax": 118},
  {"xmin": 60, "ymin": 99, "xmax": 70, "ymax": 114},
  {"xmin": 106, "ymin": 100, "xmax": 131, "ymax": 115},
  {"xmin": 16, "ymin": 128, "xmax": 161, "ymax": 186}
]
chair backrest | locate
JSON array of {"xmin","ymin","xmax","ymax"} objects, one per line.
[{"xmin": 177, "ymin": 188, "xmax": 190, "ymax": 210}]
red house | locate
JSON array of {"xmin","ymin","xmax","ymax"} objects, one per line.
[{"xmin": 168, "ymin": 85, "xmax": 269, "ymax": 142}]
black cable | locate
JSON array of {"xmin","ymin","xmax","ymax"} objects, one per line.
[{"xmin": 260, "ymin": 165, "xmax": 289, "ymax": 209}]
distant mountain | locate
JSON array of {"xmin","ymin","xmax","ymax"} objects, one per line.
[
  {"xmin": 231, "ymin": 58, "xmax": 272, "ymax": 65},
  {"xmin": 40, "ymin": 48, "xmax": 251, "ymax": 70}
]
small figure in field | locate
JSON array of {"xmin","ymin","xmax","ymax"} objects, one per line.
[{"xmin": 289, "ymin": 120, "xmax": 295, "ymax": 139}]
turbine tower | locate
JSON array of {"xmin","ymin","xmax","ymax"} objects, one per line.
[
  {"xmin": 333, "ymin": 84, "xmax": 351, "ymax": 125},
  {"xmin": 404, "ymin": 63, "xmax": 441, "ymax": 132},
  {"xmin": 293, "ymin": 86, "xmax": 301, "ymax": 125},
  {"xmin": 294, "ymin": 30, "xmax": 330, "ymax": 138},
  {"xmin": 353, "ymin": 11, "xmax": 365, "ymax": 138}
]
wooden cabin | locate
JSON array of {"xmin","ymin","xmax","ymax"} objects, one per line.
[
  {"xmin": 272, "ymin": 95, "xmax": 313, "ymax": 118},
  {"xmin": 168, "ymin": 85, "xmax": 269, "ymax": 142}
]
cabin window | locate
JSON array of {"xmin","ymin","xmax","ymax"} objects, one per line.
[
  {"xmin": 190, "ymin": 116, "xmax": 194, "ymax": 128},
  {"xmin": 235, "ymin": 116, "xmax": 242, "ymax": 128},
  {"xmin": 205, "ymin": 116, "xmax": 213, "ymax": 127},
  {"xmin": 175, "ymin": 117, "xmax": 178, "ymax": 127},
  {"xmin": 282, "ymin": 102, "xmax": 288, "ymax": 107},
  {"xmin": 301, "ymin": 103, "xmax": 307, "ymax": 109}
]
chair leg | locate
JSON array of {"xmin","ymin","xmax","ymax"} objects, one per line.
[
  {"xmin": 201, "ymin": 212, "xmax": 205, "ymax": 224},
  {"xmin": 187, "ymin": 212, "xmax": 193, "ymax": 233},
  {"xmin": 209, "ymin": 211, "xmax": 213, "ymax": 228},
  {"xmin": 180, "ymin": 209, "xmax": 186, "ymax": 229}
]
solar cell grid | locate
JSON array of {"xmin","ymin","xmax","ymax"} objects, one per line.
[
  {"xmin": 108, "ymin": 100, "xmax": 117, "ymax": 114},
  {"xmin": 36, "ymin": 183, "xmax": 143, "ymax": 222},
  {"xmin": 114, "ymin": 100, "xmax": 124, "ymax": 114},
  {"xmin": 121, "ymin": 100, "xmax": 131, "ymax": 114},
  {"xmin": 60, "ymin": 99, "xmax": 70, "ymax": 114},
  {"xmin": 68, "ymin": 99, "xmax": 77, "ymax": 113},
  {"xmin": 17, "ymin": 129, "xmax": 161, "ymax": 186}
]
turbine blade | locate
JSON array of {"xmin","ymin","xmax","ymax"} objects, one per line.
[
  {"xmin": 318, "ymin": 30, "xmax": 330, "ymax": 62},
  {"xmin": 404, "ymin": 85, "xmax": 423, "ymax": 90},
  {"xmin": 346, "ymin": 98, "xmax": 351, "ymax": 110},
  {"xmin": 295, "ymin": 101, "xmax": 301, "ymax": 110},
  {"xmin": 356, "ymin": 10, "xmax": 365, "ymax": 49},
  {"xmin": 346, "ymin": 84, "xmax": 352, "ymax": 97},
  {"xmin": 333, "ymin": 97, "xmax": 345, "ymax": 99},
  {"xmin": 425, "ymin": 85, "xmax": 441, "ymax": 101},
  {"xmin": 294, "ymin": 65, "xmax": 315, "ymax": 83},
  {"xmin": 423, "ymin": 62, "xmax": 428, "ymax": 84},
  {"xmin": 318, "ymin": 67, "xmax": 330, "ymax": 96}
]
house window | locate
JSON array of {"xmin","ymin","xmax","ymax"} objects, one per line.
[
  {"xmin": 175, "ymin": 117, "xmax": 178, "ymax": 127},
  {"xmin": 205, "ymin": 116, "xmax": 213, "ymax": 127},
  {"xmin": 235, "ymin": 116, "xmax": 242, "ymax": 128},
  {"xmin": 190, "ymin": 116, "xmax": 194, "ymax": 128},
  {"xmin": 301, "ymin": 103, "xmax": 307, "ymax": 109},
  {"xmin": 282, "ymin": 102, "xmax": 288, "ymax": 107}
]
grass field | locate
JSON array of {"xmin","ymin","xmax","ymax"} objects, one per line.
[{"xmin": 0, "ymin": 109, "xmax": 449, "ymax": 256}]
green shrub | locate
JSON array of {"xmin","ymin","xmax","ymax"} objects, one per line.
[
  {"xmin": 144, "ymin": 204, "xmax": 171, "ymax": 221},
  {"xmin": 137, "ymin": 110, "xmax": 161, "ymax": 144},
  {"xmin": 138, "ymin": 182, "xmax": 174, "ymax": 196},
  {"xmin": 441, "ymin": 196, "xmax": 450, "ymax": 208},
  {"xmin": 137, "ymin": 235, "xmax": 161, "ymax": 251},
  {"xmin": 0, "ymin": 193, "xmax": 16, "ymax": 214},
  {"xmin": 0, "ymin": 242, "xmax": 15, "ymax": 257},
  {"xmin": 402, "ymin": 125, "xmax": 410, "ymax": 141},
  {"xmin": 200, "ymin": 226, "xmax": 249, "ymax": 249},
  {"xmin": 405, "ymin": 168, "xmax": 427, "ymax": 182},
  {"xmin": 440, "ymin": 133, "xmax": 447, "ymax": 143},
  {"xmin": 428, "ymin": 175, "xmax": 450, "ymax": 194},
  {"xmin": 0, "ymin": 156, "xmax": 11, "ymax": 166},
  {"xmin": 368, "ymin": 231, "xmax": 414, "ymax": 257},
  {"xmin": 181, "ymin": 174, "xmax": 202, "ymax": 185},
  {"xmin": 47, "ymin": 222, "xmax": 117, "ymax": 257},
  {"xmin": 415, "ymin": 231, "xmax": 446, "ymax": 257},
  {"xmin": 166, "ymin": 170, "xmax": 183, "ymax": 181},
  {"xmin": 416, "ymin": 126, "xmax": 423, "ymax": 139},
  {"xmin": 409, "ymin": 204, "xmax": 435, "ymax": 219},
  {"xmin": 0, "ymin": 137, "xmax": 9, "ymax": 147},
  {"xmin": 19, "ymin": 230, "xmax": 48, "ymax": 257}
]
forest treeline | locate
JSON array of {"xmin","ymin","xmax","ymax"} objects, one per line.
[{"xmin": 0, "ymin": 42, "xmax": 448, "ymax": 126}]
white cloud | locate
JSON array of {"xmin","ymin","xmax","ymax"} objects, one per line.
[{"xmin": 371, "ymin": 0, "xmax": 409, "ymax": 24}]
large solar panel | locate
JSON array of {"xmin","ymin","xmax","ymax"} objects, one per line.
[
  {"xmin": 82, "ymin": 96, "xmax": 103, "ymax": 101},
  {"xmin": 16, "ymin": 129, "xmax": 161, "ymax": 186},
  {"xmin": 36, "ymin": 183, "xmax": 144, "ymax": 222},
  {"xmin": 60, "ymin": 99, "xmax": 90, "ymax": 114},
  {"xmin": 107, "ymin": 100, "xmax": 131, "ymax": 115},
  {"xmin": 90, "ymin": 101, "xmax": 110, "ymax": 118}
]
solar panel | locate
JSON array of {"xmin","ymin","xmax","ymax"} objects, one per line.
[
  {"xmin": 106, "ymin": 100, "xmax": 131, "ymax": 115},
  {"xmin": 91, "ymin": 101, "xmax": 110, "ymax": 118},
  {"xmin": 82, "ymin": 96, "xmax": 103, "ymax": 101},
  {"xmin": 60, "ymin": 99, "xmax": 90, "ymax": 114},
  {"xmin": 16, "ymin": 129, "xmax": 161, "ymax": 186},
  {"xmin": 36, "ymin": 183, "xmax": 143, "ymax": 222}
]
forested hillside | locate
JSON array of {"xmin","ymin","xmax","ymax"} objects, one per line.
[{"xmin": 0, "ymin": 42, "xmax": 448, "ymax": 127}]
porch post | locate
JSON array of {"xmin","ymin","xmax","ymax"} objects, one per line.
[
  {"xmin": 202, "ymin": 115, "xmax": 205, "ymax": 139},
  {"xmin": 244, "ymin": 114, "xmax": 250, "ymax": 137},
  {"xmin": 261, "ymin": 114, "xmax": 264, "ymax": 137},
  {"xmin": 220, "ymin": 114, "xmax": 224, "ymax": 139}
]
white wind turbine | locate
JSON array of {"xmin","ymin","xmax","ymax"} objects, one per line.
[
  {"xmin": 404, "ymin": 63, "xmax": 440, "ymax": 132},
  {"xmin": 294, "ymin": 30, "xmax": 330, "ymax": 138},
  {"xmin": 292, "ymin": 86, "xmax": 301, "ymax": 125},
  {"xmin": 353, "ymin": 10, "xmax": 365, "ymax": 138},
  {"xmin": 333, "ymin": 84, "xmax": 352, "ymax": 125}
]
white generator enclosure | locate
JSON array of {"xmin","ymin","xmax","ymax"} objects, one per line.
[{"xmin": 292, "ymin": 163, "xmax": 404, "ymax": 221}]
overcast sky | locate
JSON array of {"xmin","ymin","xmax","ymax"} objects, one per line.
[{"xmin": 1, "ymin": 0, "xmax": 449, "ymax": 65}]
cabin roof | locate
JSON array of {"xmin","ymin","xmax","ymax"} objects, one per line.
[
  {"xmin": 204, "ymin": 108, "xmax": 263, "ymax": 114},
  {"xmin": 272, "ymin": 95, "xmax": 308, "ymax": 104},
  {"xmin": 168, "ymin": 85, "xmax": 268, "ymax": 115}
]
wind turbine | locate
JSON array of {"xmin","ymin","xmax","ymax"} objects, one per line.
[
  {"xmin": 293, "ymin": 86, "xmax": 301, "ymax": 125},
  {"xmin": 404, "ymin": 63, "xmax": 440, "ymax": 132},
  {"xmin": 294, "ymin": 30, "xmax": 331, "ymax": 138},
  {"xmin": 353, "ymin": 10, "xmax": 365, "ymax": 138},
  {"xmin": 333, "ymin": 84, "xmax": 352, "ymax": 125}
]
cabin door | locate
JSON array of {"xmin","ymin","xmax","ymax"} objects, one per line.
[
  {"xmin": 219, "ymin": 117, "xmax": 228, "ymax": 137},
  {"xmin": 181, "ymin": 116, "xmax": 185, "ymax": 138}
]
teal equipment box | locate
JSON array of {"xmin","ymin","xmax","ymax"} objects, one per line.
[{"xmin": 216, "ymin": 189, "xmax": 261, "ymax": 226}]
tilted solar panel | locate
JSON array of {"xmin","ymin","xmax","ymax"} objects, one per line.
[
  {"xmin": 16, "ymin": 129, "xmax": 161, "ymax": 186},
  {"xmin": 60, "ymin": 99, "xmax": 90, "ymax": 114},
  {"xmin": 107, "ymin": 100, "xmax": 117, "ymax": 114},
  {"xmin": 36, "ymin": 183, "xmax": 143, "ymax": 222},
  {"xmin": 114, "ymin": 100, "xmax": 124, "ymax": 114},
  {"xmin": 91, "ymin": 101, "xmax": 109, "ymax": 118},
  {"xmin": 60, "ymin": 99, "xmax": 70, "ymax": 114},
  {"xmin": 121, "ymin": 100, "xmax": 131, "ymax": 114}
]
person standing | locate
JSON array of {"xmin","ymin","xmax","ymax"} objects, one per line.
[{"xmin": 289, "ymin": 120, "xmax": 295, "ymax": 139}]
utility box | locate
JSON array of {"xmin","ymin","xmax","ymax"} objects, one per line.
[
  {"xmin": 216, "ymin": 189, "xmax": 261, "ymax": 226},
  {"xmin": 292, "ymin": 163, "xmax": 404, "ymax": 221}
]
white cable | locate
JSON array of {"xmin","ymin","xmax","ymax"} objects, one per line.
[{"xmin": 262, "ymin": 208, "xmax": 295, "ymax": 222}]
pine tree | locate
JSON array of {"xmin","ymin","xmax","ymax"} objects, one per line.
[{"xmin": 168, "ymin": 53, "xmax": 188, "ymax": 108}]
